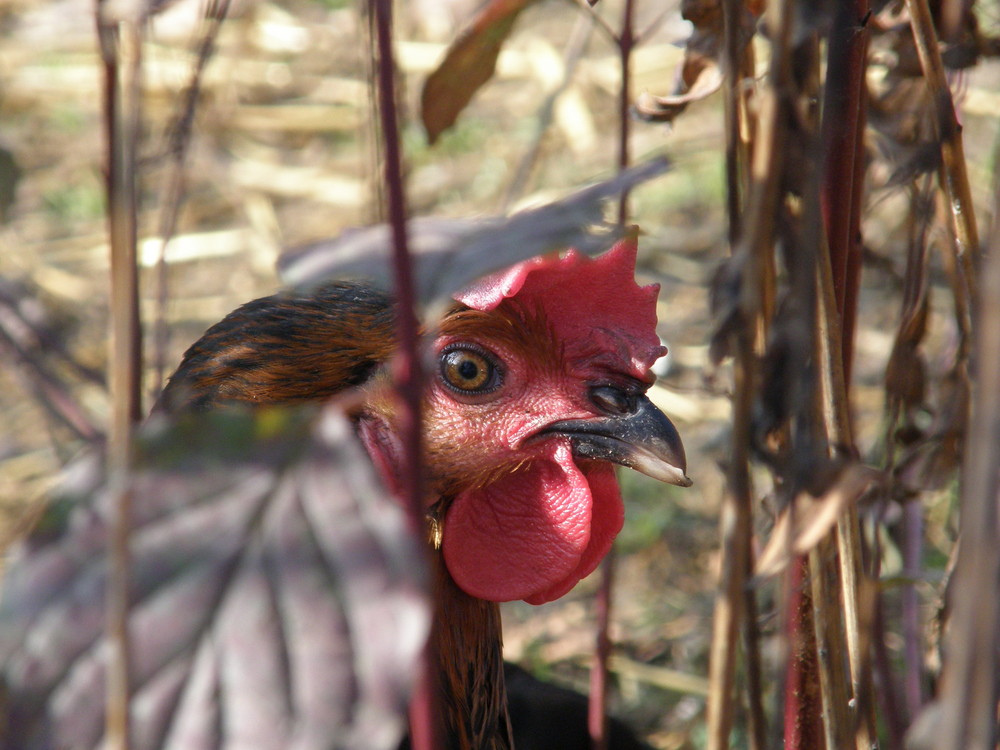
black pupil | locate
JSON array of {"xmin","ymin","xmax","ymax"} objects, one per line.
[{"xmin": 458, "ymin": 359, "xmax": 479, "ymax": 380}]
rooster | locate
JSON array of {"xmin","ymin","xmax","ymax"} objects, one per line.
[{"xmin": 153, "ymin": 235, "xmax": 689, "ymax": 748}]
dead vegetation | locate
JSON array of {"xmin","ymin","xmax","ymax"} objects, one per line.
[{"xmin": 0, "ymin": 0, "xmax": 999, "ymax": 748}]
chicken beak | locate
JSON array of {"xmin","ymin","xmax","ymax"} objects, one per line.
[{"xmin": 543, "ymin": 393, "xmax": 692, "ymax": 487}]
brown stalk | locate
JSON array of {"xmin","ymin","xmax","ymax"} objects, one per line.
[
  {"xmin": 720, "ymin": 0, "xmax": 753, "ymax": 246},
  {"xmin": 931, "ymin": 183, "xmax": 1000, "ymax": 750},
  {"xmin": 719, "ymin": 3, "xmax": 766, "ymax": 749},
  {"xmin": 705, "ymin": 0, "xmax": 793, "ymax": 746},
  {"xmin": 807, "ymin": 536, "xmax": 852, "ymax": 750},
  {"xmin": 799, "ymin": 218, "xmax": 863, "ymax": 741},
  {"xmin": 96, "ymin": 4, "xmax": 144, "ymax": 747},
  {"xmin": 808, "ymin": 3, "xmax": 875, "ymax": 748},
  {"xmin": 904, "ymin": 0, "xmax": 979, "ymax": 309},
  {"xmin": 705, "ymin": 335, "xmax": 756, "ymax": 750},
  {"xmin": 820, "ymin": 0, "xmax": 869, "ymax": 383}
]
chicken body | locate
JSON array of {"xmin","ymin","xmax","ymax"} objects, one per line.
[{"xmin": 158, "ymin": 240, "xmax": 688, "ymax": 749}]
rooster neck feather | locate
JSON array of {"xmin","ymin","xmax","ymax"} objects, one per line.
[
  {"xmin": 156, "ymin": 281, "xmax": 395, "ymax": 412},
  {"xmin": 430, "ymin": 554, "xmax": 512, "ymax": 750}
]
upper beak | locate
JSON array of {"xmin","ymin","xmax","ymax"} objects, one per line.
[{"xmin": 542, "ymin": 388, "xmax": 692, "ymax": 487}]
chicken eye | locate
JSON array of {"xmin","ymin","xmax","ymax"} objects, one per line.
[{"xmin": 440, "ymin": 345, "xmax": 502, "ymax": 395}]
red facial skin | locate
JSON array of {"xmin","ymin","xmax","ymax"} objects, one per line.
[{"xmin": 365, "ymin": 236, "xmax": 666, "ymax": 604}]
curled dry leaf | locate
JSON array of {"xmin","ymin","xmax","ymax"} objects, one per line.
[
  {"xmin": 755, "ymin": 464, "xmax": 883, "ymax": 579},
  {"xmin": 0, "ymin": 406, "xmax": 430, "ymax": 750},
  {"xmin": 635, "ymin": 0, "xmax": 753, "ymax": 124},
  {"xmin": 634, "ymin": 64, "xmax": 723, "ymax": 123},
  {"xmin": 420, "ymin": 0, "xmax": 540, "ymax": 144}
]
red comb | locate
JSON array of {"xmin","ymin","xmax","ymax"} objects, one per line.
[{"xmin": 454, "ymin": 233, "xmax": 665, "ymax": 379}]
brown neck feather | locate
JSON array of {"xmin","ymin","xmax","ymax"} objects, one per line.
[{"xmin": 429, "ymin": 553, "xmax": 513, "ymax": 750}]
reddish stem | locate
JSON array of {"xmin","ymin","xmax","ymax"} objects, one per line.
[
  {"xmin": 615, "ymin": 0, "xmax": 634, "ymax": 225},
  {"xmin": 589, "ymin": 552, "xmax": 614, "ymax": 750},
  {"xmin": 593, "ymin": 2, "xmax": 635, "ymax": 747},
  {"xmin": 371, "ymin": 2, "xmax": 439, "ymax": 748},
  {"xmin": 782, "ymin": 558, "xmax": 824, "ymax": 749},
  {"xmin": 782, "ymin": 6, "xmax": 869, "ymax": 748},
  {"xmin": 819, "ymin": 0, "xmax": 869, "ymax": 386}
]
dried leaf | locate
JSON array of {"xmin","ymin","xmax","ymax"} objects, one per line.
[
  {"xmin": 0, "ymin": 406, "xmax": 430, "ymax": 750},
  {"xmin": 755, "ymin": 299, "xmax": 812, "ymax": 440},
  {"xmin": 884, "ymin": 337, "xmax": 927, "ymax": 410},
  {"xmin": 896, "ymin": 368, "xmax": 969, "ymax": 492},
  {"xmin": 278, "ymin": 157, "xmax": 671, "ymax": 315},
  {"xmin": 755, "ymin": 464, "xmax": 883, "ymax": 579},
  {"xmin": 635, "ymin": 0, "xmax": 752, "ymax": 124},
  {"xmin": 707, "ymin": 254, "xmax": 745, "ymax": 365},
  {"xmin": 420, "ymin": 0, "xmax": 539, "ymax": 144},
  {"xmin": 634, "ymin": 58, "xmax": 723, "ymax": 123}
]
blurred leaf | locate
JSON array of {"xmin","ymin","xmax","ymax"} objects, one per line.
[
  {"xmin": 707, "ymin": 254, "xmax": 745, "ymax": 364},
  {"xmin": 0, "ymin": 406, "xmax": 429, "ymax": 750},
  {"xmin": 755, "ymin": 299, "xmax": 812, "ymax": 441},
  {"xmin": 896, "ymin": 371, "xmax": 969, "ymax": 493},
  {"xmin": 755, "ymin": 464, "xmax": 883, "ymax": 579},
  {"xmin": 278, "ymin": 157, "xmax": 671, "ymax": 315},
  {"xmin": 420, "ymin": 0, "xmax": 540, "ymax": 144}
]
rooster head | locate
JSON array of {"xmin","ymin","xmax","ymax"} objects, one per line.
[{"xmin": 374, "ymin": 235, "xmax": 690, "ymax": 605}]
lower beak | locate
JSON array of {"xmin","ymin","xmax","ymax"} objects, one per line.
[{"xmin": 542, "ymin": 395, "xmax": 692, "ymax": 487}]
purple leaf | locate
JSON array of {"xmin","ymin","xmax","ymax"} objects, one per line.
[{"xmin": 0, "ymin": 406, "xmax": 430, "ymax": 750}]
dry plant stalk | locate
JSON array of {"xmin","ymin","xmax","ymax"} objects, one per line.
[
  {"xmin": 95, "ymin": 6, "xmax": 144, "ymax": 748},
  {"xmin": 927, "ymin": 184, "xmax": 1000, "ymax": 750},
  {"xmin": 706, "ymin": 0, "xmax": 911, "ymax": 747},
  {"xmin": 706, "ymin": 0, "xmax": 793, "ymax": 745},
  {"xmin": 904, "ymin": 0, "xmax": 980, "ymax": 306}
]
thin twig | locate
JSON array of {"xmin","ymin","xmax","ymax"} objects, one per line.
[
  {"xmin": 0, "ymin": 327, "xmax": 103, "ymax": 442},
  {"xmin": 589, "ymin": 552, "xmax": 614, "ymax": 750},
  {"xmin": 96, "ymin": 3, "xmax": 144, "ymax": 748},
  {"xmin": 370, "ymin": 3, "xmax": 439, "ymax": 749},
  {"xmin": 720, "ymin": 0, "xmax": 751, "ymax": 247},
  {"xmin": 502, "ymin": 11, "xmax": 594, "ymax": 210},
  {"xmin": 905, "ymin": 0, "xmax": 980, "ymax": 309},
  {"xmin": 151, "ymin": 0, "xmax": 231, "ymax": 398},
  {"xmin": 592, "ymin": 2, "xmax": 635, "ymax": 746},
  {"xmin": 571, "ymin": 0, "xmax": 618, "ymax": 44},
  {"xmin": 615, "ymin": 0, "xmax": 635, "ymax": 226}
]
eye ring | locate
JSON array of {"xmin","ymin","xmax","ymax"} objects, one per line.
[{"xmin": 439, "ymin": 343, "xmax": 504, "ymax": 397}]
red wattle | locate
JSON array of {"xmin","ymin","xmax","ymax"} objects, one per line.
[{"xmin": 442, "ymin": 441, "xmax": 624, "ymax": 604}]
